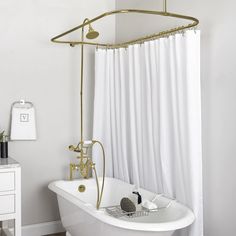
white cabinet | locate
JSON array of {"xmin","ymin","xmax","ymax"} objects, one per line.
[
  {"xmin": 0, "ymin": 195, "xmax": 15, "ymax": 215},
  {"xmin": 0, "ymin": 172, "xmax": 15, "ymax": 192},
  {"xmin": 0, "ymin": 158, "xmax": 21, "ymax": 236}
]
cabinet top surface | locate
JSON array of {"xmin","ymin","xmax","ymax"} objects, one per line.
[{"xmin": 0, "ymin": 157, "xmax": 20, "ymax": 168}]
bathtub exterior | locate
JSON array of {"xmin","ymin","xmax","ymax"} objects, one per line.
[
  {"xmin": 49, "ymin": 178, "xmax": 194, "ymax": 236},
  {"xmin": 58, "ymin": 195, "xmax": 174, "ymax": 236}
]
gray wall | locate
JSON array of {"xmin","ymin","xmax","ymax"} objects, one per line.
[
  {"xmin": 0, "ymin": 0, "xmax": 115, "ymax": 226},
  {"xmin": 116, "ymin": 0, "xmax": 236, "ymax": 236}
]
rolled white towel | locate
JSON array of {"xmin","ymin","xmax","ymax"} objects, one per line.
[{"xmin": 142, "ymin": 199, "xmax": 158, "ymax": 210}]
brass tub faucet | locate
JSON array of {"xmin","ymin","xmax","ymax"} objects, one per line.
[{"xmin": 69, "ymin": 140, "xmax": 105, "ymax": 209}]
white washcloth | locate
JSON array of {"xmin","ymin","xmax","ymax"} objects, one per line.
[{"xmin": 10, "ymin": 106, "xmax": 37, "ymax": 140}]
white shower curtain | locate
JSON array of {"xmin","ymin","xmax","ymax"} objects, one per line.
[{"xmin": 93, "ymin": 30, "xmax": 202, "ymax": 236}]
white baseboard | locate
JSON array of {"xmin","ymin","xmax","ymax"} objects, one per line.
[{"xmin": 22, "ymin": 221, "xmax": 65, "ymax": 236}]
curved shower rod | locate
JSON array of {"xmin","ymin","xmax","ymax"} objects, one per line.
[{"xmin": 51, "ymin": 8, "xmax": 199, "ymax": 48}]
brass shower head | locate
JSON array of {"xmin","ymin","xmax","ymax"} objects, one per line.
[{"xmin": 86, "ymin": 24, "xmax": 99, "ymax": 39}]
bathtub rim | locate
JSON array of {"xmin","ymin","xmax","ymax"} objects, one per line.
[{"xmin": 48, "ymin": 177, "xmax": 195, "ymax": 232}]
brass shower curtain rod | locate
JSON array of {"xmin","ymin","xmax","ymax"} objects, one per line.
[{"xmin": 51, "ymin": 6, "xmax": 199, "ymax": 49}]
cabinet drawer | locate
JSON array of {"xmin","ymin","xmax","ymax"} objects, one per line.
[
  {"xmin": 0, "ymin": 195, "xmax": 15, "ymax": 214},
  {"xmin": 0, "ymin": 172, "xmax": 15, "ymax": 192}
]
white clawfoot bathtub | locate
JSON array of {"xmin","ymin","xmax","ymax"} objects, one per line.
[{"xmin": 48, "ymin": 178, "xmax": 194, "ymax": 236}]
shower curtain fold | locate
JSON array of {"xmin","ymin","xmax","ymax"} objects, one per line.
[{"xmin": 93, "ymin": 30, "xmax": 202, "ymax": 236}]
